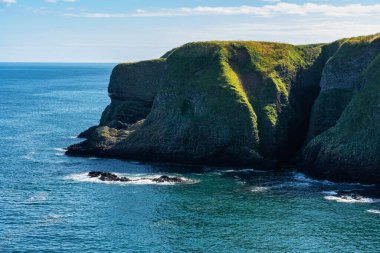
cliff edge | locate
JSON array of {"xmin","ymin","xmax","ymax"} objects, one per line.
[{"xmin": 67, "ymin": 34, "xmax": 380, "ymax": 184}]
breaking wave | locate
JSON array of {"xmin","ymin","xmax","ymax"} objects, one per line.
[
  {"xmin": 250, "ymin": 186, "xmax": 269, "ymax": 192},
  {"xmin": 64, "ymin": 172, "xmax": 198, "ymax": 185},
  {"xmin": 292, "ymin": 172, "xmax": 333, "ymax": 185},
  {"xmin": 28, "ymin": 192, "xmax": 48, "ymax": 203},
  {"xmin": 324, "ymin": 194, "xmax": 380, "ymax": 204},
  {"xmin": 54, "ymin": 148, "xmax": 66, "ymax": 156}
]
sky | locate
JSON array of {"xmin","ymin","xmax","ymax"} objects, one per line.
[{"xmin": 1, "ymin": 0, "xmax": 380, "ymax": 62}]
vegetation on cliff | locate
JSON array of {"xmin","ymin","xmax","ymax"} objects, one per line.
[
  {"xmin": 302, "ymin": 34, "xmax": 380, "ymax": 184},
  {"xmin": 68, "ymin": 33, "xmax": 380, "ymax": 184}
]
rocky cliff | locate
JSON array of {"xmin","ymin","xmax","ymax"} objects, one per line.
[
  {"xmin": 67, "ymin": 34, "xmax": 380, "ymax": 185},
  {"xmin": 302, "ymin": 34, "xmax": 380, "ymax": 184}
]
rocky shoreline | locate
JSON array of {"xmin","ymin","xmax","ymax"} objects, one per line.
[
  {"xmin": 67, "ymin": 34, "xmax": 380, "ymax": 185},
  {"xmin": 87, "ymin": 171, "xmax": 187, "ymax": 183}
]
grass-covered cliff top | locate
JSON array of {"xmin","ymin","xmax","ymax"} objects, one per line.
[
  {"xmin": 69, "ymin": 33, "xmax": 380, "ymax": 183},
  {"xmin": 98, "ymin": 39, "xmax": 327, "ymax": 163}
]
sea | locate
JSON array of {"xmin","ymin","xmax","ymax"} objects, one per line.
[{"xmin": 0, "ymin": 63, "xmax": 379, "ymax": 252}]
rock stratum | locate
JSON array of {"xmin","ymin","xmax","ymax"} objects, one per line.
[{"xmin": 67, "ymin": 34, "xmax": 380, "ymax": 185}]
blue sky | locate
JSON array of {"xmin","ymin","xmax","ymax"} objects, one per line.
[{"xmin": 1, "ymin": 0, "xmax": 380, "ymax": 62}]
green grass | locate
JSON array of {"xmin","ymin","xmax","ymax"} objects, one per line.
[
  {"xmin": 302, "ymin": 35, "xmax": 380, "ymax": 182},
  {"xmin": 129, "ymin": 40, "xmax": 324, "ymax": 159},
  {"xmin": 85, "ymin": 33, "xmax": 380, "ymax": 174},
  {"xmin": 307, "ymin": 88, "xmax": 353, "ymax": 141}
]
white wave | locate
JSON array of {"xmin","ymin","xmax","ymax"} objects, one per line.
[
  {"xmin": 272, "ymin": 181, "xmax": 311, "ymax": 189},
  {"xmin": 251, "ymin": 186, "xmax": 269, "ymax": 192},
  {"xmin": 321, "ymin": 191, "xmax": 338, "ymax": 195},
  {"xmin": 21, "ymin": 152, "xmax": 35, "ymax": 160},
  {"xmin": 221, "ymin": 168, "xmax": 268, "ymax": 173},
  {"xmin": 345, "ymin": 182, "xmax": 376, "ymax": 187},
  {"xmin": 292, "ymin": 182, "xmax": 312, "ymax": 187},
  {"xmin": 64, "ymin": 172, "xmax": 198, "ymax": 186},
  {"xmin": 47, "ymin": 214, "xmax": 63, "ymax": 219},
  {"xmin": 367, "ymin": 209, "xmax": 380, "ymax": 214},
  {"xmin": 54, "ymin": 148, "xmax": 66, "ymax": 152},
  {"xmin": 68, "ymin": 136, "xmax": 78, "ymax": 139},
  {"xmin": 294, "ymin": 172, "xmax": 376, "ymax": 188},
  {"xmin": 54, "ymin": 148, "xmax": 67, "ymax": 156},
  {"xmin": 324, "ymin": 195, "xmax": 380, "ymax": 204},
  {"xmin": 292, "ymin": 172, "xmax": 333, "ymax": 185},
  {"xmin": 28, "ymin": 192, "xmax": 48, "ymax": 202},
  {"xmin": 240, "ymin": 168, "xmax": 267, "ymax": 173}
]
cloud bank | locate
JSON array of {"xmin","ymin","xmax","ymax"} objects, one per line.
[
  {"xmin": 64, "ymin": 3, "xmax": 380, "ymax": 18},
  {"xmin": 45, "ymin": 0, "xmax": 77, "ymax": 3},
  {"xmin": 1, "ymin": 0, "xmax": 16, "ymax": 5}
]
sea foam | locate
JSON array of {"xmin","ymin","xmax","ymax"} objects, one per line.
[
  {"xmin": 292, "ymin": 172, "xmax": 333, "ymax": 185},
  {"xmin": 64, "ymin": 172, "xmax": 198, "ymax": 186},
  {"xmin": 250, "ymin": 186, "xmax": 269, "ymax": 192},
  {"xmin": 28, "ymin": 192, "xmax": 48, "ymax": 203},
  {"xmin": 321, "ymin": 191, "xmax": 338, "ymax": 195},
  {"xmin": 223, "ymin": 168, "xmax": 267, "ymax": 173},
  {"xmin": 324, "ymin": 195, "xmax": 379, "ymax": 204},
  {"xmin": 21, "ymin": 152, "xmax": 35, "ymax": 161},
  {"xmin": 54, "ymin": 148, "xmax": 67, "ymax": 156}
]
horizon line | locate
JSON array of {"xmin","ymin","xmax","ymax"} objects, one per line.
[{"xmin": 0, "ymin": 61, "xmax": 119, "ymax": 64}]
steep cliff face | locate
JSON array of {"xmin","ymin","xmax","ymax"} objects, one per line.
[
  {"xmin": 113, "ymin": 43, "xmax": 263, "ymax": 166},
  {"xmin": 78, "ymin": 59, "xmax": 165, "ymax": 138},
  {"xmin": 68, "ymin": 41, "xmax": 321, "ymax": 167},
  {"xmin": 101, "ymin": 59, "xmax": 166, "ymax": 128},
  {"xmin": 302, "ymin": 34, "xmax": 380, "ymax": 184},
  {"xmin": 68, "ymin": 34, "xmax": 380, "ymax": 184},
  {"xmin": 307, "ymin": 35, "xmax": 380, "ymax": 140}
]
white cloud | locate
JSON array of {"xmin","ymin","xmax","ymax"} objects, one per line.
[
  {"xmin": 260, "ymin": 0, "xmax": 281, "ymax": 3},
  {"xmin": 1, "ymin": 0, "xmax": 16, "ymax": 5},
  {"xmin": 63, "ymin": 3, "xmax": 380, "ymax": 18},
  {"xmin": 212, "ymin": 21, "xmax": 380, "ymax": 43},
  {"xmin": 45, "ymin": 0, "xmax": 77, "ymax": 3}
]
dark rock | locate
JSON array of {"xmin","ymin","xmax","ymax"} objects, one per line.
[
  {"xmin": 88, "ymin": 171, "xmax": 130, "ymax": 182},
  {"xmin": 151, "ymin": 175, "xmax": 185, "ymax": 183},
  {"xmin": 88, "ymin": 171, "xmax": 103, "ymax": 177},
  {"xmin": 78, "ymin": 126, "xmax": 98, "ymax": 139},
  {"xmin": 87, "ymin": 171, "xmax": 186, "ymax": 183},
  {"xmin": 336, "ymin": 189, "xmax": 380, "ymax": 200}
]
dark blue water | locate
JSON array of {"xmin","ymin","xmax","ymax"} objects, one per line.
[{"xmin": 0, "ymin": 63, "xmax": 379, "ymax": 253}]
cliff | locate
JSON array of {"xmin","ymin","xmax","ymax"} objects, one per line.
[
  {"xmin": 67, "ymin": 34, "xmax": 380, "ymax": 184},
  {"xmin": 302, "ymin": 34, "xmax": 380, "ymax": 184}
]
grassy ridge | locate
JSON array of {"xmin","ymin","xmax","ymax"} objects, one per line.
[
  {"xmin": 103, "ymin": 41, "xmax": 322, "ymax": 165},
  {"xmin": 68, "ymin": 34, "xmax": 380, "ymax": 183}
]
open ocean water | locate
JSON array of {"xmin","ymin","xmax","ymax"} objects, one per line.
[{"xmin": 0, "ymin": 63, "xmax": 379, "ymax": 252}]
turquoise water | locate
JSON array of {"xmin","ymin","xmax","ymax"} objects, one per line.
[{"xmin": 0, "ymin": 63, "xmax": 379, "ymax": 253}]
